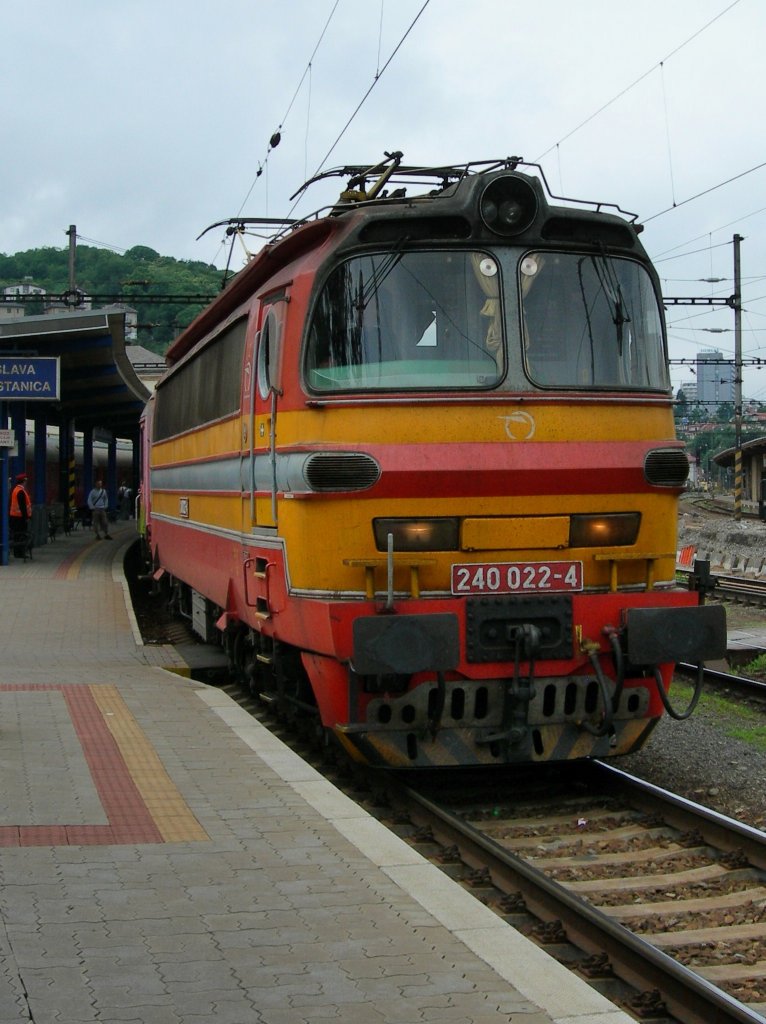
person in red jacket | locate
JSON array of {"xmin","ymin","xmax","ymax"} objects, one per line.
[{"xmin": 9, "ymin": 472, "xmax": 32, "ymax": 553}]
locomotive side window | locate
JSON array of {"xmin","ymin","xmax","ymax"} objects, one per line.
[
  {"xmin": 257, "ymin": 307, "xmax": 283, "ymax": 399},
  {"xmin": 306, "ymin": 250, "xmax": 504, "ymax": 391},
  {"xmin": 520, "ymin": 252, "xmax": 668, "ymax": 390},
  {"xmin": 154, "ymin": 318, "xmax": 247, "ymax": 440}
]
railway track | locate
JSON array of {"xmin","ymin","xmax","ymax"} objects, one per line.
[
  {"xmin": 676, "ymin": 566, "xmax": 766, "ymax": 608},
  {"xmin": 713, "ymin": 576, "xmax": 766, "ymax": 608},
  {"xmin": 677, "ymin": 661, "xmax": 766, "ymax": 703},
  {"xmin": 681, "ymin": 495, "xmax": 762, "ymax": 521},
  {"xmin": 217, "ymin": 674, "xmax": 766, "ymax": 1024},
  {"xmin": 390, "ymin": 760, "xmax": 766, "ymax": 1024}
]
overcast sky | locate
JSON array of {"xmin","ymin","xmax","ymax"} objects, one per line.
[{"xmin": 3, "ymin": 0, "xmax": 765, "ymax": 398}]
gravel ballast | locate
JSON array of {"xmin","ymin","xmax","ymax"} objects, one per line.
[{"xmin": 619, "ymin": 506, "xmax": 766, "ymax": 832}]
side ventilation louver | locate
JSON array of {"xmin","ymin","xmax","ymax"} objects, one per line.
[
  {"xmin": 304, "ymin": 453, "xmax": 381, "ymax": 492},
  {"xmin": 644, "ymin": 448, "xmax": 690, "ymax": 487}
]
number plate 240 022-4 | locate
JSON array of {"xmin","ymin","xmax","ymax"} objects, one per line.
[{"xmin": 451, "ymin": 560, "xmax": 583, "ymax": 596}]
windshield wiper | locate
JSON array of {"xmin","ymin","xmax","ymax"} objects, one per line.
[{"xmin": 591, "ymin": 254, "xmax": 631, "ymax": 354}]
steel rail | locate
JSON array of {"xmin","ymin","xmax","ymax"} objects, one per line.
[
  {"xmin": 676, "ymin": 661, "xmax": 766, "ymax": 700},
  {"xmin": 677, "ymin": 566, "xmax": 766, "ymax": 605},
  {"xmin": 591, "ymin": 761, "xmax": 766, "ymax": 868},
  {"xmin": 399, "ymin": 774, "xmax": 765, "ymax": 1024}
]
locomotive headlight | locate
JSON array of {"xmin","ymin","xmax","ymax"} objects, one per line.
[
  {"xmin": 479, "ymin": 174, "xmax": 538, "ymax": 236},
  {"xmin": 569, "ymin": 512, "xmax": 641, "ymax": 548},
  {"xmin": 373, "ymin": 517, "xmax": 460, "ymax": 552}
]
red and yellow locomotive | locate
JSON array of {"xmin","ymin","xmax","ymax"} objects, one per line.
[{"xmin": 142, "ymin": 155, "xmax": 724, "ymax": 768}]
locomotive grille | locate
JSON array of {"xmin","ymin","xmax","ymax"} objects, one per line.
[
  {"xmin": 644, "ymin": 448, "xmax": 690, "ymax": 487},
  {"xmin": 304, "ymin": 453, "xmax": 381, "ymax": 492}
]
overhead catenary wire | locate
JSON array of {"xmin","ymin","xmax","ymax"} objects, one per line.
[
  {"xmin": 653, "ymin": 205, "xmax": 766, "ymax": 259},
  {"xmin": 303, "ymin": 62, "xmax": 313, "ymax": 184},
  {"xmin": 535, "ymin": 0, "xmax": 742, "ymax": 163},
  {"xmin": 670, "ymin": 325, "xmax": 766, "ymax": 333},
  {"xmin": 654, "ymin": 240, "xmax": 734, "ymax": 264},
  {"xmin": 305, "ymin": 0, "xmax": 431, "ymax": 185},
  {"xmin": 660, "ymin": 61, "xmax": 676, "ymax": 208},
  {"xmin": 268, "ymin": 0, "xmax": 431, "ymax": 230},
  {"xmin": 644, "ymin": 160, "xmax": 766, "ymax": 223},
  {"xmin": 215, "ymin": 0, "xmax": 429, "ymax": 267},
  {"xmin": 529, "ymin": 0, "xmax": 766, "ymax": 398},
  {"xmin": 528, "ymin": 0, "xmax": 765, "ymax": 393},
  {"xmin": 376, "ymin": 0, "xmax": 385, "ymax": 77},
  {"xmin": 235, "ymin": 0, "xmax": 342, "ymax": 219}
]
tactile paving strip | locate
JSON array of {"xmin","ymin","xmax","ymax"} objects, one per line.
[{"xmin": 0, "ymin": 684, "xmax": 208, "ymax": 846}]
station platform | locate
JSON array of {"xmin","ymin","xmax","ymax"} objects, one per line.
[
  {"xmin": 726, "ymin": 627, "xmax": 766, "ymax": 655},
  {"xmin": 0, "ymin": 523, "xmax": 637, "ymax": 1024}
]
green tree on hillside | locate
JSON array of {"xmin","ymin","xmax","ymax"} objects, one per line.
[{"xmin": 0, "ymin": 244, "xmax": 223, "ymax": 354}]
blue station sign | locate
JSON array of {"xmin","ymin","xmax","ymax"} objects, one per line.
[{"xmin": 0, "ymin": 357, "xmax": 60, "ymax": 400}]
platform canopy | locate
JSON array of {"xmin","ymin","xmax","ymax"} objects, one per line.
[
  {"xmin": 712, "ymin": 435, "xmax": 766, "ymax": 467},
  {"xmin": 0, "ymin": 308, "xmax": 152, "ymax": 438}
]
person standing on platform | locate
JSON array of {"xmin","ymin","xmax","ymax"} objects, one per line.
[
  {"xmin": 9, "ymin": 473, "xmax": 32, "ymax": 556},
  {"xmin": 117, "ymin": 481, "xmax": 132, "ymax": 520},
  {"xmin": 87, "ymin": 479, "xmax": 112, "ymax": 540}
]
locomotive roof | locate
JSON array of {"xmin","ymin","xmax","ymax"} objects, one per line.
[
  {"xmin": 169, "ymin": 154, "xmax": 647, "ymax": 366},
  {"xmin": 198, "ymin": 155, "xmax": 640, "ymax": 252},
  {"xmin": 291, "ymin": 155, "xmax": 639, "ymax": 220}
]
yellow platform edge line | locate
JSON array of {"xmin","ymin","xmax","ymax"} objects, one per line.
[
  {"xmin": 62, "ymin": 546, "xmax": 92, "ymax": 580},
  {"xmin": 89, "ymin": 684, "xmax": 208, "ymax": 842}
]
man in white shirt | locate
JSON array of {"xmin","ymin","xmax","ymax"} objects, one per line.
[{"xmin": 87, "ymin": 480, "xmax": 112, "ymax": 540}]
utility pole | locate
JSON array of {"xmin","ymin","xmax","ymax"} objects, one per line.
[
  {"xmin": 65, "ymin": 225, "xmax": 77, "ymax": 524},
  {"xmin": 733, "ymin": 234, "xmax": 743, "ymax": 521},
  {"xmin": 667, "ymin": 239, "xmax": 743, "ymax": 510},
  {"xmin": 67, "ymin": 225, "xmax": 77, "ymax": 298}
]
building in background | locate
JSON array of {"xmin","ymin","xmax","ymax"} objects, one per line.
[
  {"xmin": 696, "ymin": 348, "xmax": 734, "ymax": 409},
  {"xmin": 1, "ymin": 281, "xmax": 44, "ymax": 319}
]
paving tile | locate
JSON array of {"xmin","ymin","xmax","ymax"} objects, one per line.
[
  {"xmin": 0, "ymin": 967, "xmax": 30, "ymax": 1021},
  {"xmin": 156, "ymin": 959, "xmax": 240, "ymax": 989},
  {"xmin": 85, "ymin": 976, "xmax": 170, "ymax": 1008},
  {"xmin": 142, "ymin": 931, "xmax": 224, "ymax": 961},
  {"xmin": 22, "ymin": 965, "xmax": 98, "ymax": 1020},
  {"xmin": 161, "ymin": 988, "xmax": 261, "ymax": 1020},
  {"xmin": 88, "ymin": 1007, "xmax": 183, "ymax": 1024}
]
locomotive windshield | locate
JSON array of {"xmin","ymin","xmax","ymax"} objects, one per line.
[
  {"xmin": 520, "ymin": 251, "xmax": 668, "ymax": 390},
  {"xmin": 306, "ymin": 250, "xmax": 504, "ymax": 390},
  {"xmin": 305, "ymin": 247, "xmax": 668, "ymax": 393}
]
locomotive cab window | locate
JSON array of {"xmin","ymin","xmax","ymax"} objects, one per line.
[
  {"xmin": 520, "ymin": 251, "xmax": 668, "ymax": 390},
  {"xmin": 306, "ymin": 250, "xmax": 504, "ymax": 391}
]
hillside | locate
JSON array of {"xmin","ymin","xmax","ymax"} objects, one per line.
[{"xmin": 0, "ymin": 244, "xmax": 224, "ymax": 354}]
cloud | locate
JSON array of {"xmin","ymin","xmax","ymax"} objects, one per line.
[{"xmin": 2, "ymin": 0, "xmax": 764, "ymax": 394}]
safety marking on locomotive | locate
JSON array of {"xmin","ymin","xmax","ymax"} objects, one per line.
[
  {"xmin": 0, "ymin": 684, "xmax": 208, "ymax": 846},
  {"xmin": 348, "ymin": 715, "xmax": 657, "ymax": 768}
]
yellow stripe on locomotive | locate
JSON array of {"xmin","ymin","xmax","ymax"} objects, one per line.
[{"xmin": 273, "ymin": 400, "xmax": 681, "ymax": 596}]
